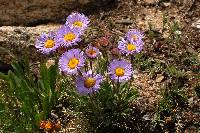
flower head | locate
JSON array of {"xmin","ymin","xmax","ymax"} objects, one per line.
[
  {"xmin": 56, "ymin": 26, "xmax": 81, "ymax": 47},
  {"xmin": 66, "ymin": 12, "xmax": 90, "ymax": 32},
  {"xmin": 97, "ymin": 36, "xmax": 110, "ymax": 47},
  {"xmin": 76, "ymin": 70, "xmax": 103, "ymax": 95},
  {"xmin": 85, "ymin": 45, "xmax": 100, "ymax": 59},
  {"xmin": 111, "ymin": 47, "xmax": 120, "ymax": 56},
  {"xmin": 44, "ymin": 120, "xmax": 53, "ymax": 131},
  {"xmin": 39, "ymin": 120, "xmax": 46, "ymax": 129},
  {"xmin": 118, "ymin": 38, "xmax": 143, "ymax": 55},
  {"xmin": 35, "ymin": 31, "xmax": 59, "ymax": 54},
  {"xmin": 59, "ymin": 49, "xmax": 85, "ymax": 75},
  {"xmin": 126, "ymin": 29, "xmax": 144, "ymax": 44},
  {"xmin": 108, "ymin": 59, "xmax": 132, "ymax": 82}
]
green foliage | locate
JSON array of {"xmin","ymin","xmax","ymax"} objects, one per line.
[
  {"xmin": 155, "ymin": 78, "xmax": 188, "ymax": 125},
  {"xmin": 97, "ymin": 56, "xmax": 108, "ymax": 75},
  {"xmin": 134, "ymin": 54, "xmax": 154, "ymax": 71},
  {"xmin": 165, "ymin": 65, "xmax": 184, "ymax": 78},
  {"xmin": 0, "ymin": 60, "xmax": 63, "ymax": 132},
  {"xmin": 67, "ymin": 80, "xmax": 139, "ymax": 132}
]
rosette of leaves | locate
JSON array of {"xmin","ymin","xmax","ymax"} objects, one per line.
[{"xmin": 0, "ymin": 59, "xmax": 64, "ymax": 132}]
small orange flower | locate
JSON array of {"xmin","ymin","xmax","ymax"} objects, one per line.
[
  {"xmin": 97, "ymin": 37, "xmax": 110, "ymax": 47},
  {"xmin": 111, "ymin": 47, "xmax": 120, "ymax": 56},
  {"xmin": 39, "ymin": 120, "xmax": 46, "ymax": 129},
  {"xmin": 44, "ymin": 120, "xmax": 53, "ymax": 131},
  {"xmin": 40, "ymin": 120, "xmax": 61, "ymax": 132}
]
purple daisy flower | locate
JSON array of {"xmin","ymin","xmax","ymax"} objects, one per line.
[
  {"xmin": 76, "ymin": 70, "xmax": 103, "ymax": 95},
  {"xmin": 56, "ymin": 26, "xmax": 81, "ymax": 47},
  {"xmin": 59, "ymin": 49, "xmax": 85, "ymax": 75},
  {"xmin": 85, "ymin": 45, "xmax": 100, "ymax": 59},
  {"xmin": 35, "ymin": 31, "xmax": 59, "ymax": 54},
  {"xmin": 118, "ymin": 38, "xmax": 143, "ymax": 55},
  {"xmin": 126, "ymin": 29, "xmax": 144, "ymax": 44},
  {"xmin": 66, "ymin": 12, "xmax": 90, "ymax": 32},
  {"xmin": 108, "ymin": 59, "xmax": 133, "ymax": 82}
]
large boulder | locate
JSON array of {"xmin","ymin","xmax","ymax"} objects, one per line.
[
  {"xmin": 0, "ymin": 0, "xmax": 114, "ymax": 26},
  {"xmin": 0, "ymin": 25, "xmax": 60, "ymax": 63}
]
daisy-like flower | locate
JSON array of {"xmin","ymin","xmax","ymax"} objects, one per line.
[
  {"xmin": 59, "ymin": 49, "xmax": 85, "ymax": 75},
  {"xmin": 76, "ymin": 70, "xmax": 103, "ymax": 95},
  {"xmin": 108, "ymin": 59, "xmax": 133, "ymax": 82},
  {"xmin": 85, "ymin": 45, "xmax": 100, "ymax": 59},
  {"xmin": 66, "ymin": 12, "xmax": 90, "ymax": 32},
  {"xmin": 118, "ymin": 38, "xmax": 143, "ymax": 55},
  {"xmin": 35, "ymin": 31, "xmax": 59, "ymax": 54},
  {"xmin": 126, "ymin": 29, "xmax": 144, "ymax": 44},
  {"xmin": 56, "ymin": 26, "xmax": 81, "ymax": 47}
]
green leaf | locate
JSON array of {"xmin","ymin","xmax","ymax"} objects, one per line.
[
  {"xmin": 48, "ymin": 63, "xmax": 58, "ymax": 90},
  {"xmin": 42, "ymin": 95, "xmax": 50, "ymax": 119},
  {"xmin": 124, "ymin": 89, "xmax": 138, "ymax": 102},
  {"xmin": 40, "ymin": 63, "xmax": 50, "ymax": 88},
  {"xmin": 35, "ymin": 112, "xmax": 44, "ymax": 126},
  {"xmin": 0, "ymin": 72, "xmax": 8, "ymax": 80},
  {"xmin": 11, "ymin": 62, "xmax": 24, "ymax": 78},
  {"xmin": 97, "ymin": 57, "xmax": 107, "ymax": 74}
]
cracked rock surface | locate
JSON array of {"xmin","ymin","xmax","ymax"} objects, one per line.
[{"xmin": 0, "ymin": 0, "xmax": 114, "ymax": 26}]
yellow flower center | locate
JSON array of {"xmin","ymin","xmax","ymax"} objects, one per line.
[
  {"xmin": 44, "ymin": 40, "xmax": 55, "ymax": 48},
  {"xmin": 44, "ymin": 121, "xmax": 53, "ymax": 131},
  {"xmin": 132, "ymin": 35, "xmax": 138, "ymax": 41},
  {"xmin": 127, "ymin": 43, "xmax": 136, "ymax": 51},
  {"xmin": 64, "ymin": 32, "xmax": 76, "ymax": 41},
  {"xmin": 84, "ymin": 77, "xmax": 96, "ymax": 88},
  {"xmin": 68, "ymin": 58, "xmax": 79, "ymax": 69},
  {"xmin": 115, "ymin": 67, "xmax": 125, "ymax": 77},
  {"xmin": 73, "ymin": 21, "xmax": 83, "ymax": 27},
  {"xmin": 87, "ymin": 49, "xmax": 96, "ymax": 56}
]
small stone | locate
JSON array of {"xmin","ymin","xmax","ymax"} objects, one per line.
[
  {"xmin": 143, "ymin": 114, "xmax": 151, "ymax": 121},
  {"xmin": 192, "ymin": 19, "xmax": 200, "ymax": 30},
  {"xmin": 51, "ymin": 112, "xmax": 58, "ymax": 119},
  {"xmin": 163, "ymin": 2, "xmax": 171, "ymax": 7},
  {"xmin": 175, "ymin": 30, "xmax": 181, "ymax": 35},
  {"xmin": 188, "ymin": 97, "xmax": 194, "ymax": 105},
  {"xmin": 156, "ymin": 74, "xmax": 164, "ymax": 83},
  {"xmin": 164, "ymin": 116, "xmax": 172, "ymax": 124},
  {"xmin": 143, "ymin": 0, "xmax": 157, "ymax": 4}
]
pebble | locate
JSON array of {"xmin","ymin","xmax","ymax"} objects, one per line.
[{"xmin": 156, "ymin": 74, "xmax": 164, "ymax": 83}]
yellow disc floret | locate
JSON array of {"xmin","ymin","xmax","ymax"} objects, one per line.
[
  {"xmin": 73, "ymin": 21, "xmax": 83, "ymax": 27},
  {"xmin": 68, "ymin": 58, "xmax": 79, "ymax": 69},
  {"xmin": 44, "ymin": 40, "xmax": 55, "ymax": 48},
  {"xmin": 115, "ymin": 67, "xmax": 125, "ymax": 77},
  {"xmin": 84, "ymin": 78, "xmax": 96, "ymax": 88},
  {"xmin": 87, "ymin": 49, "xmax": 96, "ymax": 56},
  {"xmin": 132, "ymin": 35, "xmax": 138, "ymax": 41},
  {"xmin": 127, "ymin": 43, "xmax": 136, "ymax": 51},
  {"xmin": 64, "ymin": 32, "xmax": 76, "ymax": 41}
]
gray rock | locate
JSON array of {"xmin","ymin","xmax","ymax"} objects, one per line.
[
  {"xmin": 0, "ymin": 0, "xmax": 114, "ymax": 26},
  {"xmin": 192, "ymin": 19, "xmax": 200, "ymax": 31},
  {"xmin": 0, "ymin": 25, "xmax": 60, "ymax": 63}
]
